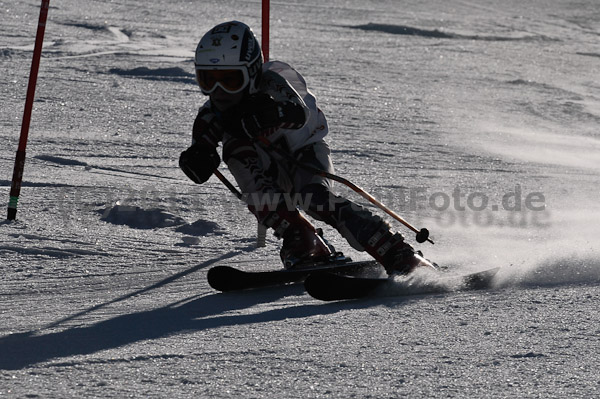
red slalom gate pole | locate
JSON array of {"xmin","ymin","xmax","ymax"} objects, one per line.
[
  {"xmin": 256, "ymin": 0, "xmax": 270, "ymax": 247},
  {"xmin": 7, "ymin": 0, "xmax": 50, "ymax": 221},
  {"xmin": 262, "ymin": 0, "xmax": 269, "ymax": 62}
]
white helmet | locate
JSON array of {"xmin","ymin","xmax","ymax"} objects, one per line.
[{"xmin": 194, "ymin": 21, "xmax": 263, "ymax": 95}]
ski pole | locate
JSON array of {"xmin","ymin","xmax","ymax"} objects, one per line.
[
  {"xmin": 254, "ymin": 136, "xmax": 434, "ymax": 244},
  {"xmin": 213, "ymin": 169, "xmax": 267, "ymax": 247},
  {"xmin": 213, "ymin": 169, "xmax": 242, "ymax": 200}
]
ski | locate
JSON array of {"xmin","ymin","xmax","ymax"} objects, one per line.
[
  {"xmin": 207, "ymin": 259, "xmax": 380, "ymax": 292},
  {"xmin": 304, "ymin": 267, "xmax": 501, "ymax": 301}
]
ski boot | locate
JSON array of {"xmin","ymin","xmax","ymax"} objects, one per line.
[
  {"xmin": 337, "ymin": 210, "xmax": 435, "ymax": 276},
  {"xmin": 361, "ymin": 221, "xmax": 435, "ymax": 276},
  {"xmin": 259, "ymin": 207, "xmax": 333, "ymax": 269}
]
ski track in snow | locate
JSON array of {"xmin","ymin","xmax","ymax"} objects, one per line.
[{"xmin": 1, "ymin": 0, "xmax": 600, "ymax": 397}]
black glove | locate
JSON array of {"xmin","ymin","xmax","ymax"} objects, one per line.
[
  {"xmin": 179, "ymin": 144, "xmax": 220, "ymax": 184},
  {"xmin": 238, "ymin": 93, "xmax": 282, "ymax": 137},
  {"xmin": 221, "ymin": 93, "xmax": 307, "ymax": 138}
]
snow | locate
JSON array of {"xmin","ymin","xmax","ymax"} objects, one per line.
[{"xmin": 1, "ymin": 0, "xmax": 599, "ymax": 397}]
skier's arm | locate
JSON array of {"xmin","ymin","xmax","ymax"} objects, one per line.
[
  {"xmin": 179, "ymin": 105, "xmax": 222, "ymax": 184},
  {"xmin": 235, "ymin": 93, "xmax": 307, "ymax": 137},
  {"xmin": 262, "ymin": 68, "xmax": 310, "ymax": 129},
  {"xmin": 221, "ymin": 70, "xmax": 309, "ymax": 137},
  {"xmin": 191, "ymin": 103, "xmax": 223, "ymax": 147}
]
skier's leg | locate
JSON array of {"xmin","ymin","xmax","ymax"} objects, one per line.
[
  {"xmin": 301, "ymin": 184, "xmax": 433, "ymax": 275},
  {"xmin": 223, "ymin": 136, "xmax": 331, "ymax": 268},
  {"xmin": 291, "ymin": 141, "xmax": 335, "ymax": 192},
  {"xmin": 293, "ymin": 143, "xmax": 433, "ymax": 275}
]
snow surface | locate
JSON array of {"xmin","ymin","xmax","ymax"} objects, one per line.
[{"xmin": 1, "ymin": 0, "xmax": 599, "ymax": 397}]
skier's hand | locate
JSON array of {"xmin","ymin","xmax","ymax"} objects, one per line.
[
  {"xmin": 238, "ymin": 93, "xmax": 282, "ymax": 137},
  {"xmin": 221, "ymin": 93, "xmax": 306, "ymax": 138},
  {"xmin": 179, "ymin": 144, "xmax": 220, "ymax": 184}
]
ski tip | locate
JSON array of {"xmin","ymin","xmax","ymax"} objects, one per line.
[
  {"xmin": 462, "ymin": 267, "xmax": 501, "ymax": 290},
  {"xmin": 207, "ymin": 265, "xmax": 246, "ymax": 292}
]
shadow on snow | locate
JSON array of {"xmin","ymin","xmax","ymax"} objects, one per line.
[{"xmin": 0, "ymin": 252, "xmax": 388, "ymax": 370}]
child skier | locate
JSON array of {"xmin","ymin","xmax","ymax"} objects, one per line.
[{"xmin": 179, "ymin": 21, "xmax": 434, "ymax": 274}]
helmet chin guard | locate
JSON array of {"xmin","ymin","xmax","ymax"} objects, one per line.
[{"xmin": 195, "ymin": 21, "xmax": 263, "ymax": 95}]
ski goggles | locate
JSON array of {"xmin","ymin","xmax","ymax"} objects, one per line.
[{"xmin": 195, "ymin": 66, "xmax": 249, "ymax": 94}]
